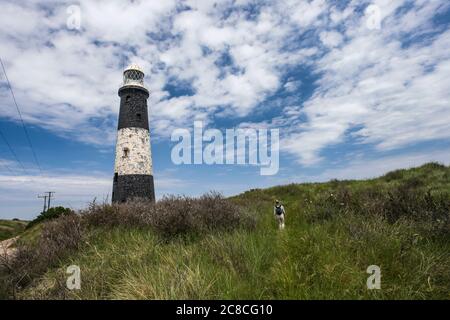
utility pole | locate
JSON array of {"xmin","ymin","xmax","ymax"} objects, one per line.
[
  {"xmin": 45, "ymin": 191, "xmax": 55, "ymax": 210},
  {"xmin": 38, "ymin": 194, "xmax": 48, "ymax": 213}
]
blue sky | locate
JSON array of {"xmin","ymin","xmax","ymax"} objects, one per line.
[{"xmin": 1, "ymin": 0, "xmax": 450, "ymax": 220}]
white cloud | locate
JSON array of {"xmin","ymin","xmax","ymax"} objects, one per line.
[
  {"xmin": 319, "ymin": 31, "xmax": 343, "ymax": 48},
  {"xmin": 0, "ymin": 168, "xmax": 191, "ymax": 219},
  {"xmin": 284, "ymin": 79, "xmax": 302, "ymax": 92},
  {"xmin": 290, "ymin": 0, "xmax": 327, "ymax": 28},
  {"xmin": 0, "ymin": 172, "xmax": 111, "ymax": 219},
  {"xmin": 281, "ymin": 1, "xmax": 450, "ymax": 165},
  {"xmin": 0, "ymin": 0, "xmax": 449, "ymax": 174},
  {"xmin": 0, "ymin": 0, "xmax": 305, "ymax": 144},
  {"xmin": 303, "ymin": 148, "xmax": 450, "ymax": 182}
]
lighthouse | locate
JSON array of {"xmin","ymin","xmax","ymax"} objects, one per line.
[{"xmin": 112, "ymin": 64, "xmax": 155, "ymax": 203}]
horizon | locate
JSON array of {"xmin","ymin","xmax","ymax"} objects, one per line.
[{"xmin": 0, "ymin": 161, "xmax": 446, "ymax": 221}]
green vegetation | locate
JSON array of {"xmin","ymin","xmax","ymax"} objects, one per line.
[
  {"xmin": 1, "ymin": 163, "xmax": 449, "ymax": 300},
  {"xmin": 0, "ymin": 219, "xmax": 28, "ymax": 241},
  {"xmin": 15, "ymin": 223, "xmax": 44, "ymax": 247},
  {"xmin": 26, "ymin": 206, "xmax": 73, "ymax": 230},
  {"xmin": 0, "ymin": 206, "xmax": 72, "ymax": 244}
]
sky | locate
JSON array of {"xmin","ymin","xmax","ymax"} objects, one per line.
[{"xmin": 0, "ymin": 0, "xmax": 450, "ymax": 220}]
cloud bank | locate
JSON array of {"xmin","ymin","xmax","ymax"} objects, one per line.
[{"xmin": 2, "ymin": 0, "xmax": 449, "ymax": 164}]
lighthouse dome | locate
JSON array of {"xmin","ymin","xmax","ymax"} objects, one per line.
[{"xmin": 124, "ymin": 63, "xmax": 144, "ymax": 74}]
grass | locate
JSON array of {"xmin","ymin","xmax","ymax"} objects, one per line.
[
  {"xmin": 15, "ymin": 223, "xmax": 44, "ymax": 247},
  {"xmin": 1, "ymin": 163, "xmax": 450, "ymax": 300},
  {"xmin": 0, "ymin": 220, "xmax": 28, "ymax": 241}
]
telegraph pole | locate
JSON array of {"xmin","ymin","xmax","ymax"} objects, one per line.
[
  {"xmin": 45, "ymin": 191, "xmax": 55, "ymax": 210},
  {"xmin": 38, "ymin": 194, "xmax": 48, "ymax": 213}
]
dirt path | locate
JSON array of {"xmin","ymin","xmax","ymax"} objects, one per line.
[{"xmin": 0, "ymin": 236, "xmax": 18, "ymax": 258}]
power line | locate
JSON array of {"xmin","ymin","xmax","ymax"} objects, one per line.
[
  {"xmin": 0, "ymin": 128, "xmax": 28, "ymax": 175},
  {"xmin": 0, "ymin": 159, "xmax": 14, "ymax": 174},
  {"xmin": 0, "ymin": 57, "xmax": 42, "ymax": 174}
]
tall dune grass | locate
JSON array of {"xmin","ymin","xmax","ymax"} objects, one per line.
[{"xmin": 1, "ymin": 163, "xmax": 449, "ymax": 299}]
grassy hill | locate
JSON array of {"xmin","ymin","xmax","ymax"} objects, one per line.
[
  {"xmin": 1, "ymin": 163, "xmax": 449, "ymax": 299},
  {"xmin": 0, "ymin": 220, "xmax": 28, "ymax": 241}
]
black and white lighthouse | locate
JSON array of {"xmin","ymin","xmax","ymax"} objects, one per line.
[{"xmin": 112, "ymin": 64, "xmax": 155, "ymax": 203}]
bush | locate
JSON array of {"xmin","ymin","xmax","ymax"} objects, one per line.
[
  {"xmin": 307, "ymin": 182, "xmax": 449, "ymax": 237},
  {"xmin": 82, "ymin": 192, "xmax": 256, "ymax": 237},
  {"xmin": 1, "ymin": 213, "xmax": 82, "ymax": 298},
  {"xmin": 26, "ymin": 206, "xmax": 74, "ymax": 229},
  {"xmin": 383, "ymin": 169, "xmax": 405, "ymax": 182},
  {"xmin": 0, "ymin": 193, "xmax": 256, "ymax": 298},
  {"xmin": 153, "ymin": 193, "xmax": 254, "ymax": 236},
  {"xmin": 420, "ymin": 162, "xmax": 446, "ymax": 171}
]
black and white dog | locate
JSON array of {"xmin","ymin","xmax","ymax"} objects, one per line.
[{"xmin": 274, "ymin": 200, "xmax": 286, "ymax": 230}]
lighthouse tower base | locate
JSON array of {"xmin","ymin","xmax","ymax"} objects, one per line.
[{"xmin": 112, "ymin": 174, "xmax": 155, "ymax": 203}]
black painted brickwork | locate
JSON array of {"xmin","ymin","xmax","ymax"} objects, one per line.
[
  {"xmin": 118, "ymin": 86, "xmax": 150, "ymax": 130},
  {"xmin": 112, "ymin": 174, "xmax": 155, "ymax": 203}
]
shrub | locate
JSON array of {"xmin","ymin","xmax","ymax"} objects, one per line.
[
  {"xmin": 420, "ymin": 162, "xmax": 446, "ymax": 171},
  {"xmin": 383, "ymin": 169, "xmax": 405, "ymax": 182},
  {"xmin": 153, "ymin": 193, "xmax": 254, "ymax": 236},
  {"xmin": 26, "ymin": 206, "xmax": 74, "ymax": 229},
  {"xmin": 1, "ymin": 213, "xmax": 82, "ymax": 298},
  {"xmin": 82, "ymin": 192, "xmax": 256, "ymax": 237},
  {"xmin": 307, "ymin": 182, "xmax": 449, "ymax": 238},
  {"xmin": 0, "ymin": 193, "xmax": 256, "ymax": 298}
]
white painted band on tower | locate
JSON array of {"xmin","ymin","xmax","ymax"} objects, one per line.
[{"xmin": 114, "ymin": 127, "xmax": 153, "ymax": 176}]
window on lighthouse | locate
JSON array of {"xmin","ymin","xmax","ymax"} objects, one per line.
[
  {"xmin": 123, "ymin": 147, "xmax": 130, "ymax": 158},
  {"xmin": 136, "ymin": 113, "xmax": 142, "ymax": 121}
]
